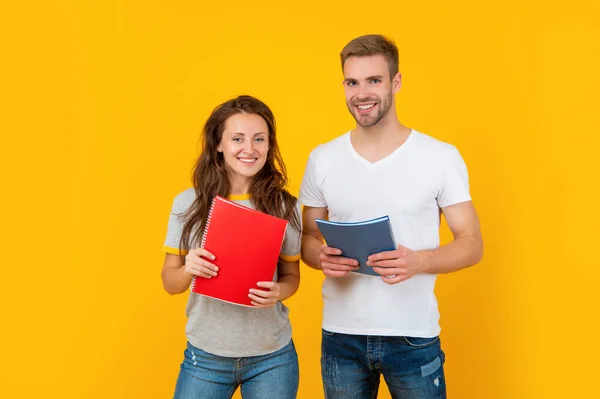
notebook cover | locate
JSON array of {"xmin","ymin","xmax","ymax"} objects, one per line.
[
  {"xmin": 191, "ymin": 195, "xmax": 288, "ymax": 306},
  {"xmin": 315, "ymin": 216, "xmax": 396, "ymax": 277}
]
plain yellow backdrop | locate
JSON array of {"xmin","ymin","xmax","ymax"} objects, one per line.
[{"xmin": 1, "ymin": 1, "xmax": 599, "ymax": 398}]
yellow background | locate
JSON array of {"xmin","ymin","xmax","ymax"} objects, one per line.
[{"xmin": 2, "ymin": 1, "xmax": 598, "ymax": 398}]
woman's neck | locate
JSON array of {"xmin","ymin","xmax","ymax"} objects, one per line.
[{"xmin": 228, "ymin": 176, "xmax": 251, "ymax": 196}]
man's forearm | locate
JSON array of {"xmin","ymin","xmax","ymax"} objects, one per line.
[
  {"xmin": 301, "ymin": 233, "xmax": 323, "ymax": 270},
  {"xmin": 421, "ymin": 235, "xmax": 483, "ymax": 274}
]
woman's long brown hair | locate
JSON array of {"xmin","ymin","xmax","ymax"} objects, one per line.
[{"xmin": 179, "ymin": 95, "xmax": 301, "ymax": 256}]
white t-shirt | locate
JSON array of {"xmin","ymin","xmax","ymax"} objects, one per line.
[{"xmin": 299, "ymin": 130, "xmax": 471, "ymax": 337}]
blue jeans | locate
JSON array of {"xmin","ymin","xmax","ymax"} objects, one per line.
[
  {"xmin": 321, "ymin": 329, "xmax": 446, "ymax": 399},
  {"xmin": 173, "ymin": 340, "xmax": 299, "ymax": 399}
]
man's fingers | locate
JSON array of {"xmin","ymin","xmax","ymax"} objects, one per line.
[
  {"xmin": 321, "ymin": 245, "xmax": 342, "ymax": 255},
  {"xmin": 320, "ymin": 255, "xmax": 358, "ymax": 266},
  {"xmin": 321, "ymin": 262, "xmax": 359, "ymax": 271},
  {"xmin": 373, "ymin": 266, "xmax": 403, "ymax": 276},
  {"xmin": 381, "ymin": 274, "xmax": 408, "ymax": 285},
  {"xmin": 369, "ymin": 259, "xmax": 403, "ymax": 268},
  {"xmin": 322, "ymin": 269, "xmax": 351, "ymax": 278},
  {"xmin": 368, "ymin": 249, "xmax": 405, "ymax": 262}
]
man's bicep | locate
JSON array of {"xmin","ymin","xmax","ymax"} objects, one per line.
[
  {"xmin": 441, "ymin": 200, "xmax": 481, "ymax": 239},
  {"xmin": 302, "ymin": 206, "xmax": 328, "ymax": 240}
]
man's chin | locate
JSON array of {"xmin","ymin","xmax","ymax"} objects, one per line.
[{"xmin": 355, "ymin": 116, "xmax": 378, "ymax": 128}]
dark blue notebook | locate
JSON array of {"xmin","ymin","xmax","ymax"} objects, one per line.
[{"xmin": 315, "ymin": 215, "xmax": 396, "ymax": 277}]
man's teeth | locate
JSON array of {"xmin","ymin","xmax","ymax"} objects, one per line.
[{"xmin": 358, "ymin": 104, "xmax": 375, "ymax": 110}]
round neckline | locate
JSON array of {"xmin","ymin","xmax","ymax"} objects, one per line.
[{"xmin": 228, "ymin": 193, "xmax": 250, "ymax": 200}]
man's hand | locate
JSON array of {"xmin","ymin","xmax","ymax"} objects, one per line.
[
  {"xmin": 367, "ymin": 245, "xmax": 431, "ymax": 285},
  {"xmin": 319, "ymin": 244, "xmax": 359, "ymax": 277}
]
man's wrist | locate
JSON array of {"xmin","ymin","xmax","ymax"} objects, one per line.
[{"xmin": 418, "ymin": 249, "xmax": 435, "ymax": 274}]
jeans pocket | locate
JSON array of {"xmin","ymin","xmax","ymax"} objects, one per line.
[
  {"xmin": 322, "ymin": 329, "xmax": 336, "ymax": 337},
  {"xmin": 402, "ymin": 336, "xmax": 439, "ymax": 348}
]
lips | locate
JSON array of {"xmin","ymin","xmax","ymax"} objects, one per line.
[
  {"xmin": 237, "ymin": 157, "xmax": 257, "ymax": 165},
  {"xmin": 355, "ymin": 103, "xmax": 377, "ymax": 115}
]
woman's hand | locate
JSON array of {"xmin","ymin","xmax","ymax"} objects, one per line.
[
  {"xmin": 248, "ymin": 282, "xmax": 281, "ymax": 308},
  {"xmin": 184, "ymin": 248, "xmax": 218, "ymax": 279}
]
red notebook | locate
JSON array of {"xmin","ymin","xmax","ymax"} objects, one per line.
[{"xmin": 191, "ymin": 195, "xmax": 288, "ymax": 307}]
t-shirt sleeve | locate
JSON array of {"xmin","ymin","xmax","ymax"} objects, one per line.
[
  {"xmin": 162, "ymin": 195, "xmax": 188, "ymax": 255},
  {"xmin": 298, "ymin": 152, "xmax": 327, "ymax": 207},
  {"xmin": 279, "ymin": 202, "xmax": 302, "ymax": 262},
  {"xmin": 437, "ymin": 145, "xmax": 472, "ymax": 208}
]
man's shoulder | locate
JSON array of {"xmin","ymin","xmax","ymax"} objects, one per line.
[
  {"xmin": 411, "ymin": 130, "xmax": 458, "ymax": 157},
  {"xmin": 309, "ymin": 131, "xmax": 350, "ymax": 159}
]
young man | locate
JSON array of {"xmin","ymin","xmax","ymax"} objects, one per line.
[{"xmin": 299, "ymin": 34, "xmax": 483, "ymax": 399}]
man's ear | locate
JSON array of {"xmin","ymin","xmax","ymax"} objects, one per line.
[{"xmin": 393, "ymin": 72, "xmax": 402, "ymax": 93}]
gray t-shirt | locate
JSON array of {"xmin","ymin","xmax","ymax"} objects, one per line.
[{"xmin": 163, "ymin": 188, "xmax": 301, "ymax": 357}]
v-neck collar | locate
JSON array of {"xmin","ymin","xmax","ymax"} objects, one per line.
[{"xmin": 346, "ymin": 129, "xmax": 415, "ymax": 168}]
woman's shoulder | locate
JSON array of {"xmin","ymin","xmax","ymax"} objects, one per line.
[{"xmin": 171, "ymin": 187, "xmax": 196, "ymax": 212}]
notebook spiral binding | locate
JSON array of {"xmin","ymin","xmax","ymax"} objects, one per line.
[{"xmin": 191, "ymin": 196, "xmax": 219, "ymax": 292}]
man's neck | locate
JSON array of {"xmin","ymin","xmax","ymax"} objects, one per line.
[
  {"xmin": 349, "ymin": 111, "xmax": 412, "ymax": 164},
  {"xmin": 353, "ymin": 115, "xmax": 411, "ymax": 147}
]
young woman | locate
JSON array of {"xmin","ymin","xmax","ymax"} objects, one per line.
[{"xmin": 161, "ymin": 95, "xmax": 302, "ymax": 399}]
